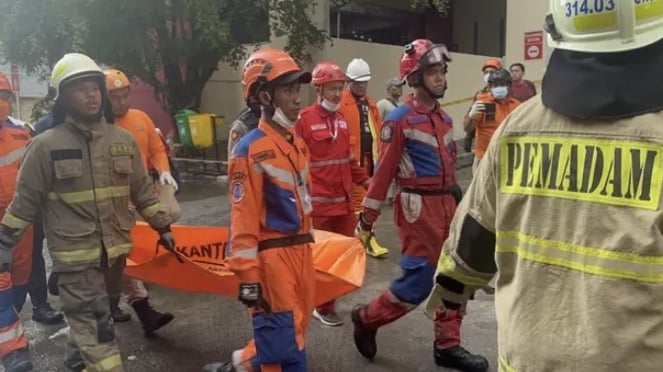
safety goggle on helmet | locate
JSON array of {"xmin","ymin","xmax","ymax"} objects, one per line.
[{"xmin": 400, "ymin": 39, "xmax": 452, "ymax": 80}]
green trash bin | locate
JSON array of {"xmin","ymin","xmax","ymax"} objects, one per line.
[{"xmin": 175, "ymin": 109, "xmax": 196, "ymax": 147}]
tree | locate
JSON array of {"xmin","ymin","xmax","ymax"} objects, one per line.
[
  {"xmin": 0, "ymin": 0, "xmax": 449, "ymax": 114},
  {"xmin": 0, "ymin": 0, "xmax": 329, "ymax": 114}
]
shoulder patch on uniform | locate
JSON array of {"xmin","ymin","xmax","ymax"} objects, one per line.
[
  {"xmin": 384, "ymin": 105, "xmax": 411, "ymax": 123},
  {"xmin": 110, "ymin": 143, "xmax": 134, "ymax": 156},
  {"xmin": 230, "ymin": 181, "xmax": 246, "ymax": 204},
  {"xmin": 233, "ymin": 129, "xmax": 266, "ymax": 158},
  {"xmin": 252, "ymin": 150, "xmax": 276, "ymax": 162},
  {"xmin": 406, "ymin": 115, "xmax": 428, "ymax": 125},
  {"xmin": 381, "ymin": 122, "xmax": 394, "ymax": 143}
]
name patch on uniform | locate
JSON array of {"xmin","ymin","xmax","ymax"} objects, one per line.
[
  {"xmin": 230, "ymin": 181, "xmax": 246, "ymax": 204},
  {"xmin": 381, "ymin": 123, "xmax": 394, "ymax": 143},
  {"xmin": 51, "ymin": 148, "xmax": 82, "ymax": 160},
  {"xmin": 311, "ymin": 124, "xmax": 327, "ymax": 131},
  {"xmin": 11, "ymin": 133, "xmax": 29, "ymax": 141},
  {"xmin": 406, "ymin": 115, "xmax": 428, "ymax": 125},
  {"xmin": 499, "ymin": 136, "xmax": 663, "ymax": 210},
  {"xmin": 252, "ymin": 150, "xmax": 276, "ymax": 162},
  {"xmin": 110, "ymin": 143, "xmax": 134, "ymax": 157}
]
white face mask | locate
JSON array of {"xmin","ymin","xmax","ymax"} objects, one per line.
[
  {"xmin": 272, "ymin": 107, "xmax": 296, "ymax": 129},
  {"xmin": 483, "ymin": 73, "xmax": 491, "ymax": 84},
  {"xmin": 320, "ymin": 98, "xmax": 340, "ymax": 112},
  {"xmin": 491, "ymin": 86, "xmax": 509, "ymax": 99}
]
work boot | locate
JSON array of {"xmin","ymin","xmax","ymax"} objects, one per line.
[
  {"xmin": 434, "ymin": 345, "xmax": 489, "ymax": 372},
  {"xmin": 2, "ymin": 348, "xmax": 33, "ymax": 372},
  {"xmin": 365, "ymin": 234, "xmax": 389, "ymax": 258},
  {"xmin": 201, "ymin": 362, "xmax": 235, "ymax": 372},
  {"xmin": 63, "ymin": 359, "xmax": 85, "ymax": 372},
  {"xmin": 131, "ymin": 298, "xmax": 174, "ymax": 337},
  {"xmin": 32, "ymin": 303, "xmax": 65, "ymax": 325},
  {"xmin": 48, "ymin": 272, "xmax": 59, "ymax": 296},
  {"xmin": 110, "ymin": 297, "xmax": 131, "ymax": 323},
  {"xmin": 351, "ymin": 304, "xmax": 377, "ymax": 360},
  {"xmin": 312, "ymin": 309, "xmax": 343, "ymax": 327}
]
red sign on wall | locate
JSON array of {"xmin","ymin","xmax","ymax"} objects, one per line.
[
  {"xmin": 524, "ymin": 31, "xmax": 544, "ymax": 60},
  {"xmin": 10, "ymin": 65, "xmax": 20, "ymax": 92}
]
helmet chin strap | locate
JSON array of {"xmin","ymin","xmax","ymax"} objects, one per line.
[{"xmin": 410, "ymin": 73, "xmax": 446, "ymax": 99}]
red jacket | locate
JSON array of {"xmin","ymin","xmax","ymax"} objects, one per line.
[
  {"xmin": 296, "ymin": 103, "xmax": 369, "ymax": 216},
  {"xmin": 362, "ymin": 95, "xmax": 457, "ymax": 224}
]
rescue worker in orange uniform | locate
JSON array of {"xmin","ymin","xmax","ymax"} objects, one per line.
[
  {"xmin": 202, "ymin": 47, "xmax": 314, "ymax": 372},
  {"xmin": 352, "ymin": 40, "xmax": 488, "ymax": 371},
  {"xmin": 103, "ymin": 68, "xmax": 176, "ymax": 336},
  {"xmin": 339, "ymin": 58, "xmax": 389, "ymax": 258},
  {"xmin": 464, "ymin": 68, "xmax": 520, "ymax": 176},
  {"xmin": 0, "ymin": 72, "xmax": 34, "ymax": 372},
  {"xmin": 462, "ymin": 58, "xmax": 502, "ymax": 154},
  {"xmin": 295, "ymin": 61, "xmax": 370, "ymax": 327}
]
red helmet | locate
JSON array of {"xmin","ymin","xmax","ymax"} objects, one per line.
[
  {"xmin": 241, "ymin": 47, "xmax": 311, "ymax": 101},
  {"xmin": 399, "ymin": 39, "xmax": 452, "ymax": 80},
  {"xmin": 311, "ymin": 61, "xmax": 345, "ymax": 85}
]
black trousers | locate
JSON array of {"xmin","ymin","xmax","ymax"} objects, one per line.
[{"xmin": 26, "ymin": 220, "xmax": 48, "ymax": 308}]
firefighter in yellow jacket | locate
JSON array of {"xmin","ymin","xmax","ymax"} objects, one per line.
[
  {"xmin": 0, "ymin": 53, "xmax": 175, "ymax": 372},
  {"xmin": 426, "ymin": 1, "xmax": 663, "ymax": 371}
]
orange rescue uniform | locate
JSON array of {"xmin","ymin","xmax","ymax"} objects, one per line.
[
  {"xmin": 471, "ymin": 92, "xmax": 520, "ymax": 159},
  {"xmin": 227, "ymin": 119, "xmax": 315, "ymax": 372},
  {"xmin": 339, "ymin": 90, "xmax": 382, "ymax": 213},
  {"xmin": 114, "ymin": 109, "xmax": 169, "ymax": 172},
  {"xmin": 0, "ymin": 120, "xmax": 32, "ymax": 358}
]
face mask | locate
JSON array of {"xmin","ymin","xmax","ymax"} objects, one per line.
[
  {"xmin": 272, "ymin": 107, "xmax": 296, "ymax": 129},
  {"xmin": 0, "ymin": 100, "xmax": 10, "ymax": 122},
  {"xmin": 491, "ymin": 86, "xmax": 509, "ymax": 99},
  {"xmin": 320, "ymin": 98, "xmax": 340, "ymax": 112},
  {"xmin": 483, "ymin": 73, "xmax": 491, "ymax": 84}
]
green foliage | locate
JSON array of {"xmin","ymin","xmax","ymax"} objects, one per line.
[
  {"xmin": 0, "ymin": 0, "xmax": 328, "ymax": 113},
  {"xmin": 410, "ymin": 0, "xmax": 451, "ymax": 15}
]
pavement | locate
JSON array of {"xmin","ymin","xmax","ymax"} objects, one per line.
[{"xmin": 21, "ymin": 166, "xmax": 499, "ymax": 372}]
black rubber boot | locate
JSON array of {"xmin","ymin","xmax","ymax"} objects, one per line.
[
  {"xmin": 202, "ymin": 362, "xmax": 235, "ymax": 372},
  {"xmin": 63, "ymin": 358, "xmax": 85, "ymax": 372},
  {"xmin": 434, "ymin": 345, "xmax": 489, "ymax": 372},
  {"xmin": 110, "ymin": 297, "xmax": 131, "ymax": 323},
  {"xmin": 131, "ymin": 298, "xmax": 174, "ymax": 337},
  {"xmin": 2, "ymin": 348, "xmax": 33, "ymax": 372},
  {"xmin": 32, "ymin": 303, "xmax": 64, "ymax": 325},
  {"xmin": 351, "ymin": 304, "xmax": 377, "ymax": 360},
  {"xmin": 47, "ymin": 272, "xmax": 59, "ymax": 296}
]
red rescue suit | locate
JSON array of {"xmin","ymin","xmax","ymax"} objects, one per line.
[
  {"xmin": 359, "ymin": 95, "xmax": 462, "ymax": 349},
  {"xmin": 296, "ymin": 103, "xmax": 369, "ymax": 237}
]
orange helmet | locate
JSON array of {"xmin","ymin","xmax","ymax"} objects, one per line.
[
  {"xmin": 311, "ymin": 61, "xmax": 345, "ymax": 86},
  {"xmin": 0, "ymin": 72, "xmax": 11, "ymax": 92},
  {"xmin": 104, "ymin": 69, "xmax": 131, "ymax": 91},
  {"xmin": 482, "ymin": 58, "xmax": 502, "ymax": 71},
  {"xmin": 241, "ymin": 47, "xmax": 311, "ymax": 101}
]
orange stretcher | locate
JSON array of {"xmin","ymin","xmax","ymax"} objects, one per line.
[{"xmin": 125, "ymin": 222, "xmax": 367, "ymax": 305}]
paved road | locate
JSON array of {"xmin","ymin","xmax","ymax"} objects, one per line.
[{"xmin": 24, "ymin": 166, "xmax": 498, "ymax": 372}]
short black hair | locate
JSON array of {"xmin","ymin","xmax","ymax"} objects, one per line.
[{"xmin": 510, "ymin": 63, "xmax": 525, "ymax": 72}]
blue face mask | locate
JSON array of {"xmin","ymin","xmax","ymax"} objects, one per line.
[{"xmin": 491, "ymin": 86, "xmax": 509, "ymax": 99}]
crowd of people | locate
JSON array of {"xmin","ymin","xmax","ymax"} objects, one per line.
[{"xmin": 0, "ymin": 1, "xmax": 661, "ymax": 371}]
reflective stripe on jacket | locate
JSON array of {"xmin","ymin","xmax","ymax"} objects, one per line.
[
  {"xmin": 227, "ymin": 119, "xmax": 313, "ymax": 282},
  {"xmin": 2, "ymin": 117, "xmax": 171, "ymax": 272},
  {"xmin": 436, "ymin": 97, "xmax": 663, "ymax": 371},
  {"xmin": 296, "ymin": 103, "xmax": 369, "ymax": 217}
]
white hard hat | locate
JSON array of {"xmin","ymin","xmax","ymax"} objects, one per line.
[
  {"xmin": 50, "ymin": 53, "xmax": 104, "ymax": 100},
  {"xmin": 346, "ymin": 58, "xmax": 371, "ymax": 82},
  {"xmin": 545, "ymin": 0, "xmax": 663, "ymax": 53}
]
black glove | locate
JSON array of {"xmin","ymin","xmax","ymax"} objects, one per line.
[
  {"xmin": 450, "ymin": 184, "xmax": 463, "ymax": 205},
  {"xmin": 238, "ymin": 282, "xmax": 271, "ymax": 314},
  {"xmin": 463, "ymin": 133, "xmax": 474, "ymax": 153},
  {"xmin": 0, "ymin": 231, "xmax": 15, "ymax": 273}
]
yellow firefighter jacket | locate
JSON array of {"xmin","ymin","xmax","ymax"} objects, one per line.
[
  {"xmin": 2, "ymin": 117, "xmax": 171, "ymax": 272},
  {"xmin": 429, "ymin": 97, "xmax": 663, "ymax": 371}
]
